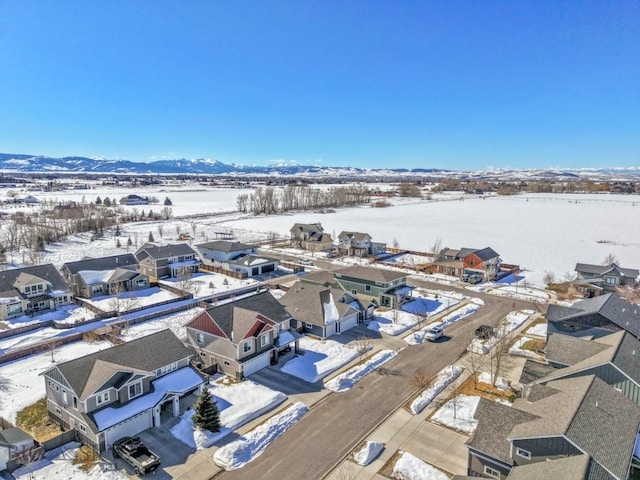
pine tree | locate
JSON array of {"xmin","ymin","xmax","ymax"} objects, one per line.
[
  {"xmin": 148, "ymin": 231, "xmax": 155, "ymax": 242},
  {"xmin": 96, "ymin": 196, "xmax": 102, "ymax": 205},
  {"xmin": 127, "ymin": 237, "xmax": 133, "ymax": 247},
  {"xmin": 192, "ymin": 388, "xmax": 221, "ymax": 432},
  {"xmin": 116, "ymin": 239, "xmax": 122, "ymax": 248},
  {"xmin": 164, "ymin": 196, "xmax": 172, "ymax": 206}
]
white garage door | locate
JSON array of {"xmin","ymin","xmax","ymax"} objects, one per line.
[
  {"xmin": 242, "ymin": 351, "xmax": 271, "ymax": 377},
  {"xmin": 104, "ymin": 410, "xmax": 152, "ymax": 449},
  {"xmin": 341, "ymin": 313, "xmax": 358, "ymax": 332}
]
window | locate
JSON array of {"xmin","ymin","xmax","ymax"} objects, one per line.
[
  {"xmin": 62, "ymin": 389, "xmax": 68, "ymax": 405},
  {"xmin": 196, "ymin": 332, "xmax": 205, "ymax": 344},
  {"xmin": 79, "ymin": 424, "xmax": 87, "ymax": 433},
  {"xmin": 516, "ymin": 447, "xmax": 531, "ymax": 460},
  {"xmin": 605, "ymin": 276, "xmax": 617, "ymax": 285},
  {"xmin": 73, "ymin": 396, "xmax": 78, "ymax": 409},
  {"xmin": 365, "ymin": 285, "xmax": 371, "ymax": 292},
  {"xmin": 96, "ymin": 392, "xmax": 110, "ymax": 405},
  {"xmin": 223, "ymin": 360, "xmax": 230, "ymax": 366},
  {"xmin": 351, "ymin": 290, "xmax": 357, "ymax": 295},
  {"xmin": 279, "ymin": 323, "xmax": 286, "ymax": 332},
  {"xmin": 128, "ymin": 382, "xmax": 142, "ymax": 399},
  {"xmin": 260, "ymin": 334, "xmax": 269, "ymax": 347},
  {"xmin": 92, "ymin": 285, "xmax": 103, "ymax": 294},
  {"xmin": 136, "ymin": 279, "xmax": 146, "ymax": 287},
  {"xmin": 243, "ymin": 341, "xmax": 252, "ymax": 353},
  {"xmin": 305, "ymin": 322, "xmax": 314, "ymax": 329},
  {"xmin": 7, "ymin": 304, "xmax": 22, "ymax": 315},
  {"xmin": 483, "ymin": 465, "xmax": 501, "ymax": 479}
]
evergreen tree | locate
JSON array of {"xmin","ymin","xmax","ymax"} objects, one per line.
[
  {"xmin": 103, "ymin": 197, "xmax": 111, "ymax": 207},
  {"xmin": 96, "ymin": 196, "xmax": 102, "ymax": 205},
  {"xmin": 192, "ymin": 388, "xmax": 221, "ymax": 432},
  {"xmin": 164, "ymin": 196, "xmax": 172, "ymax": 206},
  {"xmin": 115, "ymin": 224, "xmax": 121, "ymax": 236},
  {"xmin": 116, "ymin": 238, "xmax": 122, "ymax": 248},
  {"xmin": 148, "ymin": 231, "xmax": 155, "ymax": 242},
  {"xmin": 127, "ymin": 237, "xmax": 133, "ymax": 247}
]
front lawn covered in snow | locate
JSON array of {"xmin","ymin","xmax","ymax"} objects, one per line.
[
  {"xmin": 280, "ymin": 336, "xmax": 360, "ymax": 383},
  {"xmin": 368, "ymin": 309, "xmax": 426, "ymax": 336},
  {"xmin": 213, "ymin": 402, "xmax": 308, "ymax": 470},
  {"xmin": 391, "ymin": 451, "xmax": 449, "ymax": 480},
  {"xmin": 429, "ymin": 394, "xmax": 480, "ymax": 434},
  {"xmin": 82, "ymin": 286, "xmax": 181, "ymax": 312},
  {"xmin": 170, "ymin": 380, "xmax": 286, "ymax": 449},
  {"xmin": 325, "ymin": 350, "xmax": 397, "ymax": 392}
]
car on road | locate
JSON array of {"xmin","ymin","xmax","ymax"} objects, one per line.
[
  {"xmin": 424, "ymin": 326, "xmax": 443, "ymax": 342},
  {"xmin": 112, "ymin": 436, "xmax": 161, "ymax": 476},
  {"xmin": 299, "ymin": 259, "xmax": 315, "ymax": 266}
]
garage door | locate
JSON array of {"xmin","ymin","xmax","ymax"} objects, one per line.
[
  {"xmin": 104, "ymin": 410, "xmax": 152, "ymax": 449},
  {"xmin": 341, "ymin": 313, "xmax": 358, "ymax": 333},
  {"xmin": 242, "ymin": 351, "xmax": 271, "ymax": 377}
]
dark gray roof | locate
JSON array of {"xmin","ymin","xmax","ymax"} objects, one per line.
[
  {"xmin": 290, "ymin": 222, "xmax": 323, "ymax": 233},
  {"xmin": 472, "ymin": 247, "xmax": 500, "ymax": 262},
  {"xmin": 506, "ymin": 455, "xmax": 591, "ymax": 480},
  {"xmin": 0, "ymin": 263, "xmax": 70, "ymax": 294},
  {"xmin": 300, "ymin": 270, "xmax": 339, "ymax": 287},
  {"xmin": 62, "ymin": 254, "xmax": 138, "ymax": 275},
  {"xmin": 338, "ymin": 231, "xmax": 371, "ymax": 242},
  {"xmin": 205, "ymin": 290, "xmax": 291, "ymax": 339},
  {"xmin": 107, "ymin": 267, "xmax": 142, "ymax": 282},
  {"xmin": 335, "ymin": 266, "xmax": 408, "ymax": 283},
  {"xmin": 547, "ymin": 293, "xmax": 640, "ymax": 337},
  {"xmin": 546, "ymin": 333, "xmax": 611, "ymax": 366},
  {"xmin": 0, "ymin": 427, "xmax": 34, "ymax": 446},
  {"xmin": 279, "ymin": 281, "xmax": 359, "ymax": 327},
  {"xmin": 467, "ymin": 399, "xmax": 538, "ymax": 464},
  {"xmin": 196, "ymin": 240, "xmax": 255, "ymax": 252},
  {"xmin": 135, "ymin": 242, "xmax": 197, "ymax": 260},
  {"xmin": 45, "ymin": 330, "xmax": 193, "ymax": 400},
  {"xmin": 518, "ymin": 359, "xmax": 556, "ymax": 385},
  {"xmin": 575, "ymin": 262, "xmax": 639, "ymax": 279}
]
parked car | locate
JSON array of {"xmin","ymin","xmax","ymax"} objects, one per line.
[
  {"xmin": 424, "ymin": 326, "xmax": 443, "ymax": 342},
  {"xmin": 112, "ymin": 436, "xmax": 161, "ymax": 476},
  {"xmin": 299, "ymin": 259, "xmax": 315, "ymax": 266},
  {"xmin": 475, "ymin": 324, "xmax": 494, "ymax": 340},
  {"xmin": 467, "ymin": 274, "xmax": 482, "ymax": 284}
]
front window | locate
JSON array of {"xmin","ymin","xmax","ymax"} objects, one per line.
[
  {"xmin": 96, "ymin": 391, "xmax": 110, "ymax": 405},
  {"xmin": 260, "ymin": 334, "xmax": 269, "ymax": 347},
  {"xmin": 128, "ymin": 382, "xmax": 142, "ymax": 399},
  {"xmin": 196, "ymin": 332, "xmax": 205, "ymax": 344},
  {"xmin": 365, "ymin": 285, "xmax": 371, "ymax": 292},
  {"xmin": 92, "ymin": 285, "xmax": 103, "ymax": 294},
  {"xmin": 136, "ymin": 279, "xmax": 146, "ymax": 287},
  {"xmin": 243, "ymin": 341, "xmax": 252, "ymax": 353},
  {"xmin": 483, "ymin": 465, "xmax": 501, "ymax": 479},
  {"xmin": 62, "ymin": 389, "xmax": 68, "ymax": 405},
  {"xmin": 7, "ymin": 304, "xmax": 22, "ymax": 315},
  {"xmin": 605, "ymin": 276, "xmax": 616, "ymax": 285}
]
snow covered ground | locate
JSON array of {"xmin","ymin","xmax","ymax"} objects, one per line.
[
  {"xmin": 171, "ymin": 380, "xmax": 286, "ymax": 449},
  {"xmin": 509, "ymin": 337, "xmax": 546, "ymax": 361},
  {"xmin": 353, "ymin": 441, "xmax": 384, "ymax": 466},
  {"xmin": 0, "ymin": 341, "xmax": 112, "ymax": 422},
  {"xmin": 13, "ymin": 442, "xmax": 128, "ymax": 480},
  {"xmin": 119, "ymin": 307, "xmax": 203, "ymax": 341},
  {"xmin": 488, "ymin": 285, "xmax": 550, "ymax": 303},
  {"xmin": 0, "ymin": 304, "xmax": 94, "ymax": 329},
  {"xmin": 83, "ymin": 286, "xmax": 180, "ymax": 311},
  {"xmin": 325, "ymin": 350, "xmax": 397, "ymax": 392},
  {"xmin": 368, "ymin": 310, "xmax": 427, "ymax": 336},
  {"xmin": 525, "ymin": 321, "xmax": 547, "ymax": 337},
  {"xmin": 391, "ymin": 451, "xmax": 449, "ymax": 480},
  {"xmin": 213, "ymin": 402, "xmax": 308, "ymax": 470},
  {"xmin": 477, "ymin": 372, "xmax": 510, "ymax": 391},
  {"xmin": 405, "ymin": 303, "xmax": 480, "ymax": 345},
  {"xmin": 410, "ymin": 366, "xmax": 463, "ymax": 415},
  {"xmin": 430, "ymin": 394, "xmax": 480, "ymax": 434},
  {"xmin": 280, "ymin": 337, "xmax": 359, "ymax": 383}
]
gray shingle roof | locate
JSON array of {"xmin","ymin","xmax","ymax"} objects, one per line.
[
  {"xmin": 518, "ymin": 359, "xmax": 556, "ymax": 385},
  {"xmin": 62, "ymin": 254, "xmax": 138, "ymax": 275},
  {"xmin": 334, "ymin": 266, "xmax": 407, "ymax": 283},
  {"xmin": 545, "ymin": 333, "xmax": 611, "ymax": 366},
  {"xmin": 0, "ymin": 427, "xmax": 34, "ymax": 446},
  {"xmin": 45, "ymin": 330, "xmax": 193, "ymax": 400},
  {"xmin": 279, "ymin": 281, "xmax": 359, "ymax": 327},
  {"xmin": 575, "ymin": 262, "xmax": 639, "ymax": 279},
  {"xmin": 290, "ymin": 223, "xmax": 323, "ymax": 233},
  {"xmin": 195, "ymin": 240, "xmax": 255, "ymax": 252},
  {"xmin": 135, "ymin": 242, "xmax": 197, "ymax": 260},
  {"xmin": 338, "ymin": 231, "xmax": 371, "ymax": 242},
  {"xmin": 0, "ymin": 263, "xmax": 70, "ymax": 295},
  {"xmin": 300, "ymin": 270, "xmax": 339, "ymax": 287},
  {"xmin": 506, "ymin": 455, "xmax": 591, "ymax": 480}
]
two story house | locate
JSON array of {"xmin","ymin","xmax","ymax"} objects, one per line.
[
  {"xmin": 195, "ymin": 240, "xmax": 278, "ymax": 277},
  {"xmin": 575, "ymin": 262, "xmax": 639, "ymax": 297},
  {"xmin": 289, "ymin": 223, "xmax": 333, "ymax": 252},
  {"xmin": 279, "ymin": 281, "xmax": 363, "ymax": 338},
  {"xmin": 185, "ymin": 291, "xmax": 298, "ymax": 379},
  {"xmin": 135, "ymin": 242, "xmax": 200, "ymax": 279},
  {"xmin": 61, "ymin": 254, "xmax": 148, "ymax": 298},
  {"xmin": 0, "ymin": 264, "xmax": 72, "ymax": 321},
  {"xmin": 41, "ymin": 330, "xmax": 203, "ymax": 453},
  {"xmin": 466, "ymin": 375, "xmax": 640, "ymax": 480},
  {"xmin": 333, "ymin": 266, "xmax": 412, "ymax": 309},
  {"xmin": 336, "ymin": 231, "xmax": 386, "ymax": 257},
  {"xmin": 435, "ymin": 247, "xmax": 501, "ymax": 281}
]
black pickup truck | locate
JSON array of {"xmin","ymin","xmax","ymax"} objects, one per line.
[{"xmin": 112, "ymin": 436, "xmax": 161, "ymax": 476}]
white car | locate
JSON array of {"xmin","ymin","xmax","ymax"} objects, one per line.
[
  {"xmin": 299, "ymin": 259, "xmax": 315, "ymax": 266},
  {"xmin": 424, "ymin": 326, "xmax": 443, "ymax": 342}
]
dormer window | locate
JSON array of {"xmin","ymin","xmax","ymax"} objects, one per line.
[
  {"xmin": 243, "ymin": 340, "xmax": 252, "ymax": 353},
  {"xmin": 605, "ymin": 276, "xmax": 617, "ymax": 285},
  {"xmin": 96, "ymin": 391, "xmax": 110, "ymax": 405},
  {"xmin": 128, "ymin": 382, "xmax": 142, "ymax": 399}
]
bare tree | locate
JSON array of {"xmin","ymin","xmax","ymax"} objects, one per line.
[
  {"xmin": 490, "ymin": 320, "xmax": 513, "ymax": 387},
  {"xmin": 14, "ymin": 445, "xmax": 44, "ymax": 480},
  {"xmin": 353, "ymin": 335, "xmax": 372, "ymax": 362},
  {"xmin": 602, "ymin": 253, "xmax": 619, "ymax": 266},
  {"xmin": 157, "ymin": 224, "xmax": 164, "ymax": 239},
  {"xmin": 191, "ymin": 222, "xmax": 198, "ymax": 238},
  {"xmin": 176, "ymin": 270, "xmax": 193, "ymax": 293},
  {"xmin": 542, "ymin": 271, "xmax": 556, "ymax": 287},
  {"xmin": 44, "ymin": 339, "xmax": 62, "ymax": 363},
  {"xmin": 267, "ymin": 231, "xmax": 281, "ymax": 247},
  {"xmin": 435, "ymin": 382, "xmax": 463, "ymax": 419},
  {"xmin": 461, "ymin": 352, "xmax": 485, "ymax": 389},
  {"xmin": 108, "ymin": 283, "xmax": 140, "ymax": 318},
  {"xmin": 409, "ymin": 367, "xmax": 431, "ymax": 390},
  {"xmin": 617, "ymin": 284, "xmax": 640, "ymax": 305}
]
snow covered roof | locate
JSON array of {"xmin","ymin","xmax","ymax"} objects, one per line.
[{"xmin": 93, "ymin": 367, "xmax": 203, "ymax": 431}]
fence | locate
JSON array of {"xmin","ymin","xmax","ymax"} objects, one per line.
[
  {"xmin": 0, "ymin": 320, "xmax": 55, "ymax": 340},
  {"xmin": 199, "ymin": 264, "xmax": 248, "ymax": 279}
]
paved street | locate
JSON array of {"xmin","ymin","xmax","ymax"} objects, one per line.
[{"xmin": 216, "ymin": 291, "xmax": 533, "ymax": 480}]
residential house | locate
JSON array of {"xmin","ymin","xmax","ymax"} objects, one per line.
[
  {"xmin": 195, "ymin": 240, "xmax": 278, "ymax": 277},
  {"xmin": 546, "ymin": 293, "xmax": 640, "ymax": 340},
  {"xmin": 134, "ymin": 242, "xmax": 200, "ymax": 279},
  {"xmin": 0, "ymin": 428, "xmax": 36, "ymax": 473},
  {"xmin": 466, "ymin": 375, "xmax": 640, "ymax": 480},
  {"xmin": 337, "ymin": 231, "xmax": 386, "ymax": 257},
  {"xmin": 61, "ymin": 254, "xmax": 148, "ymax": 298},
  {"xmin": 119, "ymin": 194, "xmax": 149, "ymax": 206},
  {"xmin": 41, "ymin": 330, "xmax": 203, "ymax": 453},
  {"xmin": 289, "ymin": 223, "xmax": 334, "ymax": 252},
  {"xmin": 575, "ymin": 262, "xmax": 639, "ymax": 297},
  {"xmin": 333, "ymin": 266, "xmax": 412, "ymax": 309},
  {"xmin": 279, "ymin": 281, "xmax": 363, "ymax": 338},
  {"xmin": 0, "ymin": 264, "xmax": 73, "ymax": 321},
  {"xmin": 299, "ymin": 269, "xmax": 340, "ymax": 288},
  {"xmin": 185, "ymin": 291, "xmax": 299, "ymax": 379},
  {"xmin": 435, "ymin": 247, "xmax": 502, "ymax": 281}
]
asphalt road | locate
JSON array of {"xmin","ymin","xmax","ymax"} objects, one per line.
[{"xmin": 215, "ymin": 285, "xmax": 535, "ymax": 480}]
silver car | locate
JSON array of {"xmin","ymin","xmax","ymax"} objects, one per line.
[{"xmin": 424, "ymin": 326, "xmax": 443, "ymax": 342}]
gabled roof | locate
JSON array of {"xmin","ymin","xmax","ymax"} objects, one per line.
[
  {"xmin": 518, "ymin": 359, "xmax": 556, "ymax": 385},
  {"xmin": 0, "ymin": 427, "xmax": 34, "ymax": 447},
  {"xmin": 134, "ymin": 242, "xmax": 197, "ymax": 260},
  {"xmin": 338, "ymin": 231, "xmax": 371, "ymax": 242},
  {"xmin": 575, "ymin": 262, "xmax": 639, "ymax": 279},
  {"xmin": 300, "ymin": 270, "xmax": 339, "ymax": 287},
  {"xmin": 279, "ymin": 281, "xmax": 359, "ymax": 327},
  {"xmin": 43, "ymin": 330, "xmax": 193, "ymax": 401},
  {"xmin": 62, "ymin": 254, "xmax": 138, "ymax": 275},
  {"xmin": 545, "ymin": 333, "xmax": 612, "ymax": 366},
  {"xmin": 546, "ymin": 293, "xmax": 640, "ymax": 337},
  {"xmin": 227, "ymin": 254, "xmax": 277, "ymax": 268},
  {"xmin": 187, "ymin": 291, "xmax": 290, "ymax": 344},
  {"xmin": 290, "ymin": 222, "xmax": 323, "ymax": 233},
  {"xmin": 469, "ymin": 247, "xmax": 500, "ymax": 262},
  {"xmin": 0, "ymin": 264, "xmax": 70, "ymax": 294},
  {"xmin": 195, "ymin": 240, "xmax": 255, "ymax": 252},
  {"xmin": 334, "ymin": 266, "xmax": 407, "ymax": 283},
  {"xmin": 506, "ymin": 455, "xmax": 591, "ymax": 480}
]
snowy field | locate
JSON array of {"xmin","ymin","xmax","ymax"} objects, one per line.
[
  {"xmin": 430, "ymin": 394, "xmax": 480, "ymax": 434},
  {"xmin": 171, "ymin": 380, "xmax": 286, "ymax": 449},
  {"xmin": 392, "ymin": 451, "xmax": 449, "ymax": 480},
  {"xmin": 280, "ymin": 337, "xmax": 359, "ymax": 383}
]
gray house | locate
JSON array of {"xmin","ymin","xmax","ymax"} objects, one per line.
[
  {"xmin": 575, "ymin": 262, "xmax": 639, "ymax": 297},
  {"xmin": 289, "ymin": 223, "xmax": 333, "ymax": 252},
  {"xmin": 185, "ymin": 291, "xmax": 299, "ymax": 379},
  {"xmin": 333, "ymin": 266, "xmax": 412, "ymax": 309},
  {"xmin": 466, "ymin": 375, "xmax": 640, "ymax": 480},
  {"xmin": 546, "ymin": 293, "xmax": 640, "ymax": 340},
  {"xmin": 279, "ymin": 281, "xmax": 363, "ymax": 338},
  {"xmin": 135, "ymin": 242, "xmax": 200, "ymax": 279},
  {"xmin": 61, "ymin": 254, "xmax": 149, "ymax": 298},
  {"xmin": 0, "ymin": 264, "xmax": 73, "ymax": 321},
  {"xmin": 41, "ymin": 330, "xmax": 203, "ymax": 453},
  {"xmin": 195, "ymin": 240, "xmax": 278, "ymax": 277},
  {"xmin": 337, "ymin": 231, "xmax": 386, "ymax": 257}
]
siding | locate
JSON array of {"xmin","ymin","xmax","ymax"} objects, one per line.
[
  {"xmin": 512, "ymin": 437, "xmax": 581, "ymax": 466},
  {"xmin": 561, "ymin": 364, "xmax": 640, "ymax": 405}
]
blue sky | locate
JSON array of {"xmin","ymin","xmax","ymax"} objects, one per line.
[{"xmin": 0, "ymin": 1, "xmax": 638, "ymax": 170}]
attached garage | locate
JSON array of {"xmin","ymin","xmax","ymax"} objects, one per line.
[
  {"xmin": 340, "ymin": 313, "xmax": 358, "ymax": 332},
  {"xmin": 104, "ymin": 410, "xmax": 152, "ymax": 449},
  {"xmin": 242, "ymin": 351, "xmax": 271, "ymax": 377}
]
